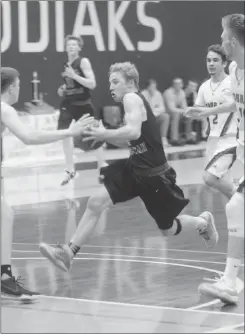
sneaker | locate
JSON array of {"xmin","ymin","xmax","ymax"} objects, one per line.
[
  {"xmin": 203, "ymin": 273, "xmax": 223, "ymax": 282},
  {"xmin": 39, "ymin": 243, "xmax": 71, "ymax": 272},
  {"xmin": 198, "ymin": 278, "xmax": 238, "ymax": 304},
  {"xmin": 197, "ymin": 211, "xmax": 219, "ymax": 248},
  {"xmin": 61, "ymin": 170, "xmax": 77, "ymax": 186},
  {"xmin": 1, "ymin": 276, "xmax": 40, "ymax": 303}
]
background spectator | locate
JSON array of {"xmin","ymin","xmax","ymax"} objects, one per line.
[
  {"xmin": 141, "ymin": 79, "xmax": 170, "ymax": 147},
  {"xmin": 163, "ymin": 78, "xmax": 195, "ymax": 146},
  {"xmin": 185, "ymin": 80, "xmax": 208, "ymax": 142}
]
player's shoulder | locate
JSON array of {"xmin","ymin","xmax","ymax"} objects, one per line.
[
  {"xmin": 1, "ymin": 102, "xmax": 15, "ymax": 114},
  {"xmin": 80, "ymin": 57, "xmax": 92, "ymax": 67},
  {"xmin": 1, "ymin": 103, "xmax": 16, "ymax": 123},
  {"xmin": 222, "ymin": 75, "xmax": 232, "ymax": 87},
  {"xmin": 123, "ymin": 92, "xmax": 142, "ymax": 105},
  {"xmin": 163, "ymin": 87, "xmax": 174, "ymax": 98},
  {"xmin": 155, "ymin": 90, "xmax": 163, "ymax": 99},
  {"xmin": 199, "ymin": 78, "xmax": 210, "ymax": 91},
  {"xmin": 228, "ymin": 61, "xmax": 237, "ymax": 74}
]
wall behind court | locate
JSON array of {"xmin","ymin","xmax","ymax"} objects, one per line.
[{"xmin": 1, "ymin": 1, "xmax": 244, "ymax": 116}]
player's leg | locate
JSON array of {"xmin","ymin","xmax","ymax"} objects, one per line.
[
  {"xmin": 58, "ymin": 104, "xmax": 76, "ymax": 186},
  {"xmin": 140, "ymin": 167, "xmax": 218, "ymax": 248},
  {"xmin": 1, "ymin": 197, "xmax": 40, "ymax": 301},
  {"xmin": 1, "ymin": 198, "xmax": 14, "ymax": 279},
  {"xmin": 157, "ymin": 113, "xmax": 170, "ymax": 147},
  {"xmin": 184, "ymin": 117, "xmax": 196, "ymax": 143},
  {"xmin": 203, "ymin": 146, "xmax": 237, "ymax": 199},
  {"xmin": 169, "ymin": 111, "xmax": 182, "ymax": 145},
  {"xmin": 198, "ymin": 179, "xmax": 244, "ymax": 304},
  {"xmin": 39, "ymin": 160, "xmax": 138, "ymax": 271}
]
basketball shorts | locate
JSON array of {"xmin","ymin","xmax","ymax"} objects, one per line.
[
  {"xmin": 100, "ymin": 160, "xmax": 189, "ymax": 231},
  {"xmin": 205, "ymin": 136, "xmax": 237, "ymax": 178}
]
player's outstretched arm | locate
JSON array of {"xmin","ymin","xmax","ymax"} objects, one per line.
[
  {"xmin": 83, "ymin": 93, "xmax": 142, "ymax": 142},
  {"xmin": 185, "ymin": 101, "xmax": 236, "ymax": 118},
  {"xmin": 2, "ymin": 105, "xmax": 94, "ymax": 145}
]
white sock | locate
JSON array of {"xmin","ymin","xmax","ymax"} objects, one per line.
[{"xmin": 223, "ymin": 257, "xmax": 241, "ymax": 285}]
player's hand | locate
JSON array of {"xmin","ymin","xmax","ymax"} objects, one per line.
[
  {"xmin": 184, "ymin": 107, "xmax": 201, "ymax": 118},
  {"xmin": 82, "ymin": 120, "xmax": 106, "ymax": 142},
  {"xmin": 57, "ymin": 84, "xmax": 66, "ymax": 97},
  {"xmin": 69, "ymin": 114, "xmax": 95, "ymax": 137},
  {"xmin": 62, "ymin": 65, "xmax": 76, "ymax": 79}
]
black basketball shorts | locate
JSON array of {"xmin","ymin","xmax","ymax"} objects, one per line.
[{"xmin": 100, "ymin": 160, "xmax": 189, "ymax": 230}]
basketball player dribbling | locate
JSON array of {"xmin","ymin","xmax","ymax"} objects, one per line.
[
  {"xmin": 40, "ymin": 62, "xmax": 219, "ymax": 274},
  {"xmin": 198, "ymin": 14, "xmax": 244, "ymax": 305},
  {"xmin": 1, "ymin": 67, "xmax": 94, "ymax": 302},
  {"xmin": 58, "ymin": 35, "xmax": 106, "ymax": 186}
]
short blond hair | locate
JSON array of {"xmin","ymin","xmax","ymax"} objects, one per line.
[
  {"xmin": 109, "ymin": 62, "xmax": 139, "ymax": 88},
  {"xmin": 222, "ymin": 14, "xmax": 244, "ymax": 46},
  {"xmin": 65, "ymin": 35, "xmax": 84, "ymax": 49}
]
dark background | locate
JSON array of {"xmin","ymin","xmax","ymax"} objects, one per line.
[{"xmin": 1, "ymin": 1, "xmax": 244, "ymax": 117}]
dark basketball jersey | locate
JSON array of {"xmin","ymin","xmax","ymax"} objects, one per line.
[
  {"xmin": 128, "ymin": 92, "xmax": 167, "ymax": 170},
  {"xmin": 62, "ymin": 57, "xmax": 91, "ymax": 105}
]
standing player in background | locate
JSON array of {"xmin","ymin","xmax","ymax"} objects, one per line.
[
  {"xmin": 1, "ymin": 67, "xmax": 94, "ymax": 301},
  {"xmin": 58, "ymin": 35, "xmax": 106, "ymax": 186},
  {"xmin": 198, "ymin": 14, "xmax": 244, "ymax": 305},
  {"xmin": 185, "ymin": 44, "xmax": 239, "ymax": 200}
]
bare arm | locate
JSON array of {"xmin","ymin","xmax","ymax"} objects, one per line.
[
  {"xmin": 192, "ymin": 88, "xmax": 236, "ymax": 116},
  {"xmin": 103, "ymin": 93, "xmax": 142, "ymax": 141},
  {"xmin": 73, "ymin": 58, "xmax": 96, "ymax": 90},
  {"xmin": 105, "ymin": 138, "xmax": 129, "ymax": 148},
  {"xmin": 192, "ymin": 102, "xmax": 236, "ymax": 117},
  {"xmin": 153, "ymin": 91, "xmax": 165, "ymax": 115},
  {"xmin": 2, "ymin": 105, "xmax": 93, "ymax": 145},
  {"xmin": 164, "ymin": 90, "xmax": 184, "ymax": 113},
  {"xmin": 180, "ymin": 91, "xmax": 188, "ymax": 110},
  {"xmin": 83, "ymin": 93, "xmax": 142, "ymax": 142}
]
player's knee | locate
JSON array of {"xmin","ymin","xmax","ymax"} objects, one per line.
[
  {"xmin": 87, "ymin": 196, "xmax": 104, "ymax": 214},
  {"xmin": 161, "ymin": 229, "xmax": 169, "ymax": 237},
  {"xmin": 226, "ymin": 193, "xmax": 244, "ymax": 237},
  {"xmin": 87, "ymin": 194, "xmax": 108, "ymax": 214},
  {"xmin": 203, "ymin": 171, "xmax": 216, "ymax": 187}
]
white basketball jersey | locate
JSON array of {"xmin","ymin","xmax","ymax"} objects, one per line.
[
  {"xmin": 195, "ymin": 76, "xmax": 238, "ymax": 138},
  {"xmin": 229, "ymin": 61, "xmax": 244, "ymax": 145}
]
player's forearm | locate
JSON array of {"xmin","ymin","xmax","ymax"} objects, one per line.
[
  {"xmin": 154, "ymin": 106, "xmax": 165, "ymax": 114},
  {"xmin": 168, "ymin": 104, "xmax": 184, "ymax": 113},
  {"xmin": 194, "ymin": 102, "xmax": 236, "ymax": 117},
  {"xmin": 24, "ymin": 129, "xmax": 72, "ymax": 145},
  {"xmin": 73, "ymin": 74, "xmax": 96, "ymax": 90},
  {"xmin": 105, "ymin": 138, "xmax": 129, "ymax": 148},
  {"xmin": 104, "ymin": 125, "xmax": 140, "ymax": 141}
]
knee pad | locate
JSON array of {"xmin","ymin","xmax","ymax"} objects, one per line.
[{"xmin": 226, "ymin": 192, "xmax": 244, "ymax": 237}]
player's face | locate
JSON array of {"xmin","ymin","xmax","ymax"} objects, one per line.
[
  {"xmin": 109, "ymin": 72, "xmax": 130, "ymax": 102},
  {"xmin": 66, "ymin": 40, "xmax": 81, "ymax": 56},
  {"xmin": 173, "ymin": 79, "xmax": 183, "ymax": 92},
  {"xmin": 10, "ymin": 77, "xmax": 20, "ymax": 104},
  {"xmin": 148, "ymin": 81, "xmax": 157, "ymax": 94},
  {"xmin": 187, "ymin": 81, "xmax": 197, "ymax": 93},
  {"xmin": 221, "ymin": 26, "xmax": 234, "ymax": 60},
  {"xmin": 206, "ymin": 51, "xmax": 225, "ymax": 76}
]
